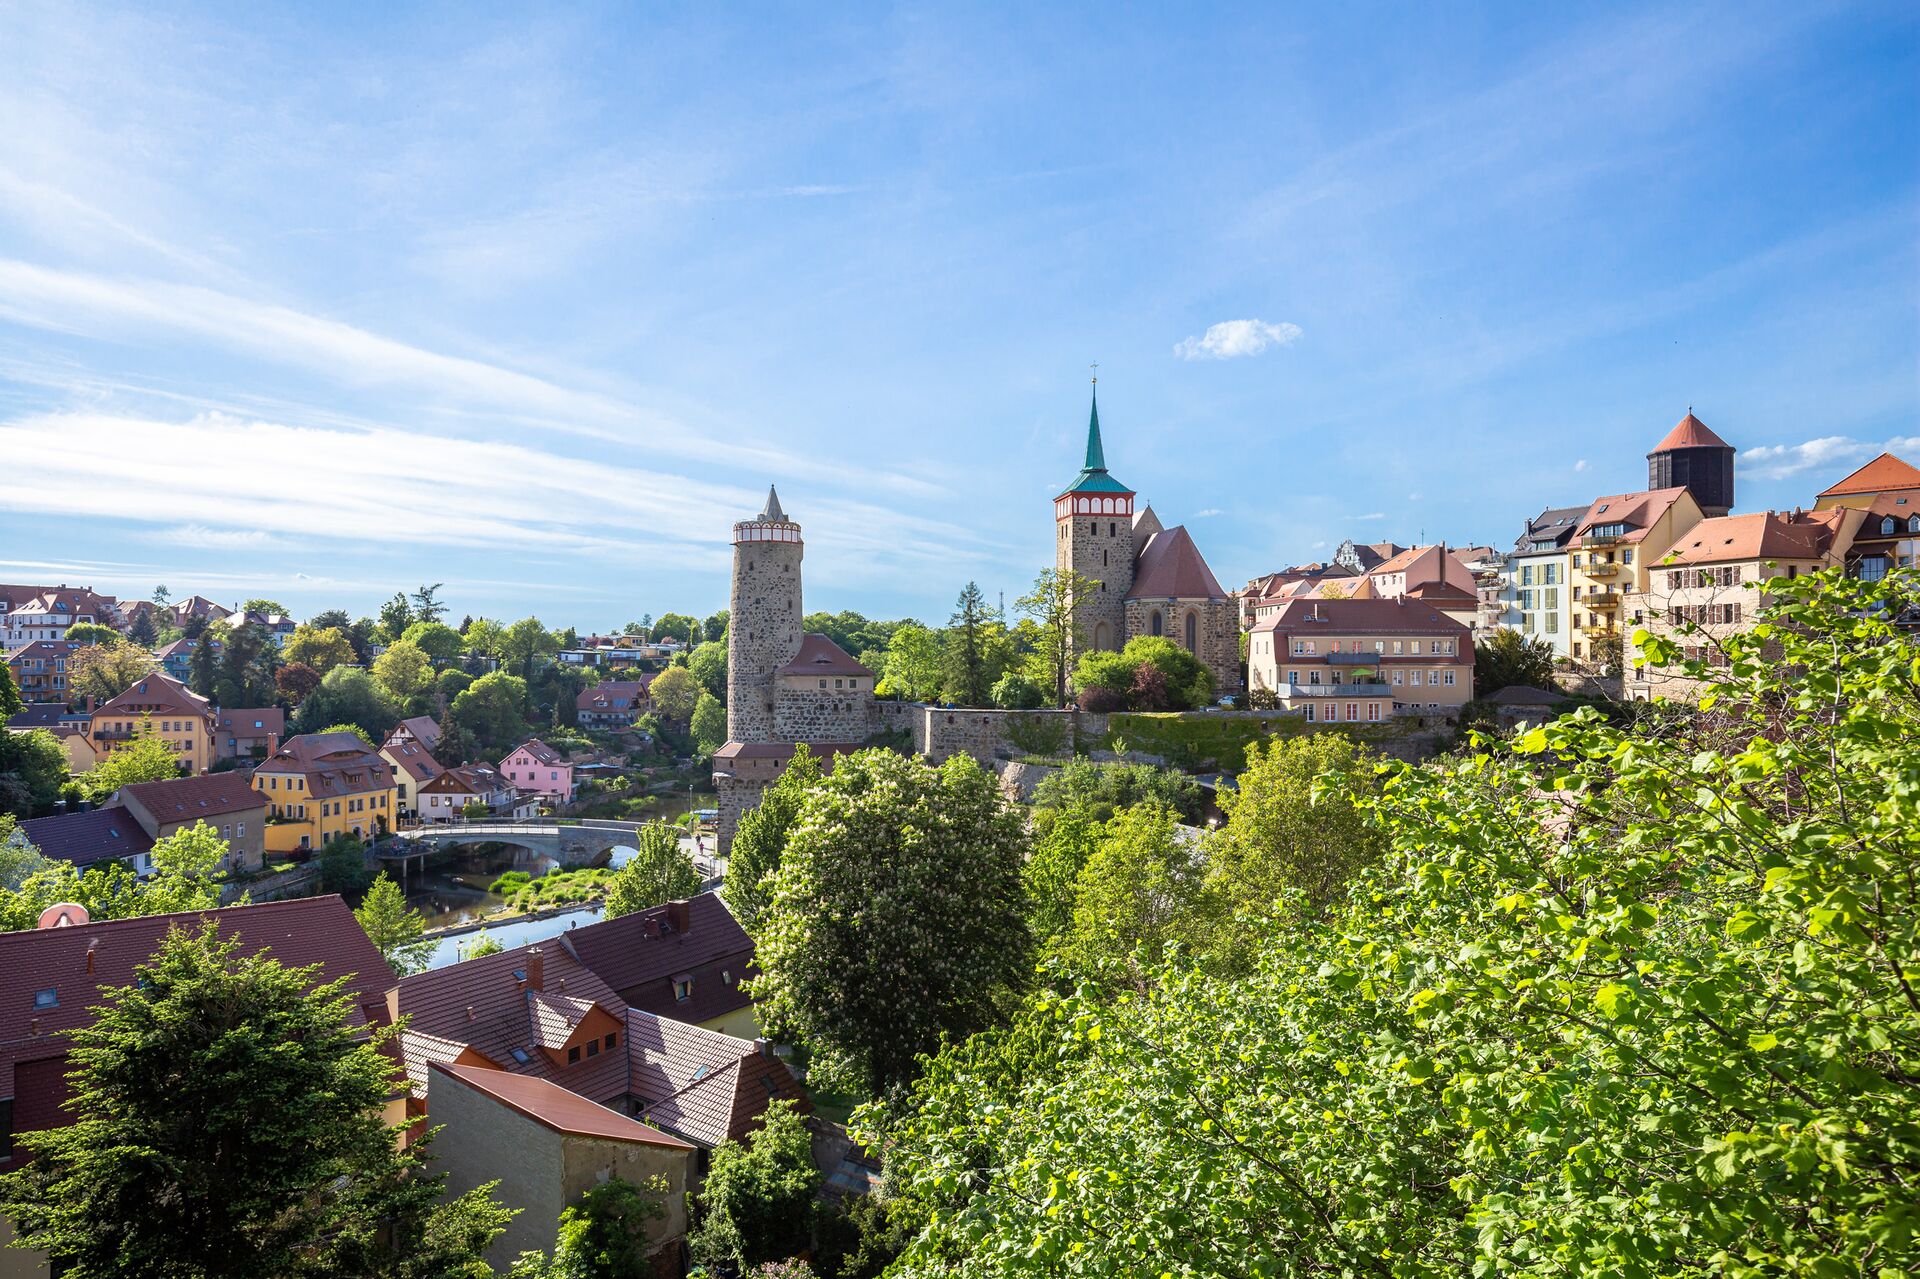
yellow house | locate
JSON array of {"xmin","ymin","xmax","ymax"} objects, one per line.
[
  {"xmin": 1811, "ymin": 452, "xmax": 1920, "ymax": 512},
  {"xmin": 253, "ymin": 731, "xmax": 400, "ymax": 854},
  {"xmin": 88, "ymin": 672, "xmax": 215, "ymax": 775},
  {"xmin": 1565, "ymin": 487, "xmax": 1703, "ymax": 666}
]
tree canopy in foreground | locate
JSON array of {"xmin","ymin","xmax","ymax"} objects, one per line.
[{"xmin": 864, "ymin": 569, "xmax": 1920, "ymax": 1277}]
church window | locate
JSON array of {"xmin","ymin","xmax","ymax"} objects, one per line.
[
  {"xmin": 1185, "ymin": 612, "xmax": 1197, "ymax": 651},
  {"xmin": 1150, "ymin": 611, "xmax": 1163, "ymax": 637}
]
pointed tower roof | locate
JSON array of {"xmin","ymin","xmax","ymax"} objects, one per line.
[
  {"xmin": 759, "ymin": 485, "xmax": 787, "ymax": 522},
  {"xmin": 1131, "ymin": 504, "xmax": 1164, "ymax": 540},
  {"xmin": 1650, "ymin": 412, "xmax": 1732, "ymax": 454},
  {"xmin": 1059, "ymin": 386, "xmax": 1132, "ymax": 496}
]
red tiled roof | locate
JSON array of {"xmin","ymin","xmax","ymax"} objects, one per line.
[
  {"xmin": 396, "ymin": 939, "xmax": 631, "ymax": 1104},
  {"xmin": 509, "ymin": 739, "xmax": 565, "ymax": 766},
  {"xmin": 95, "ymin": 672, "xmax": 211, "ymax": 720},
  {"xmin": 6, "ymin": 703, "xmax": 69, "ymax": 730},
  {"xmin": 626, "ymin": 1011, "xmax": 809, "ymax": 1147},
  {"xmin": 1574, "ymin": 487, "xmax": 1692, "ymax": 543},
  {"xmin": 1660, "ymin": 509, "xmax": 1850, "ymax": 565},
  {"xmin": 215, "ymin": 707, "xmax": 284, "ymax": 738},
  {"xmin": 566, "ymin": 893, "xmax": 756, "ymax": 1022},
  {"xmin": 5, "ymin": 640, "xmax": 85, "ymax": 666},
  {"xmin": 774, "ymin": 634, "xmax": 873, "ymax": 678},
  {"xmin": 1129, "ymin": 525, "xmax": 1227, "ymax": 601},
  {"xmin": 1, "ymin": 898, "xmax": 394, "ymax": 1144},
  {"xmin": 17, "ymin": 807, "xmax": 155, "ymax": 868},
  {"xmin": 421, "ymin": 763, "xmax": 512, "ymax": 797},
  {"xmin": 432, "ymin": 1062, "xmax": 693, "ymax": 1148},
  {"xmin": 256, "ymin": 733, "xmax": 395, "ymax": 799},
  {"xmin": 381, "ymin": 739, "xmax": 445, "ymax": 784},
  {"xmin": 1251, "ymin": 597, "xmax": 1473, "ymax": 648},
  {"xmin": 577, "ymin": 680, "xmax": 652, "ymax": 712},
  {"xmin": 118, "ymin": 770, "xmax": 267, "ymax": 821},
  {"xmin": 1651, "ymin": 412, "xmax": 1732, "ymax": 453},
  {"xmin": 397, "ymin": 716, "xmax": 442, "ymax": 750},
  {"xmin": 1817, "ymin": 452, "xmax": 1920, "ymax": 498}
]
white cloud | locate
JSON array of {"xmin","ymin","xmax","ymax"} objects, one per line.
[
  {"xmin": 153, "ymin": 524, "xmax": 283, "ymax": 551},
  {"xmin": 1353, "ymin": 512, "xmax": 1387, "ymax": 521},
  {"xmin": 1742, "ymin": 435, "xmax": 1920, "ymax": 481},
  {"xmin": 1406, "ymin": 492, "xmax": 1422, "ymax": 501},
  {"xmin": 1194, "ymin": 508, "xmax": 1223, "ymax": 517},
  {"xmin": 1173, "ymin": 319, "xmax": 1303, "ymax": 361},
  {"xmin": 1574, "ymin": 459, "xmax": 1590, "ymax": 472}
]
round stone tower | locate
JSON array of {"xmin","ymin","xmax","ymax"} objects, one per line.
[
  {"xmin": 1054, "ymin": 385, "xmax": 1135, "ymax": 653},
  {"xmin": 1648, "ymin": 411, "xmax": 1736, "ymax": 518},
  {"xmin": 726, "ymin": 486, "xmax": 804, "ymax": 742}
]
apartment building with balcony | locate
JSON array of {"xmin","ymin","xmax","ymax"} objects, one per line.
[
  {"xmin": 252, "ymin": 731, "xmax": 399, "ymax": 852},
  {"xmin": 4, "ymin": 640, "xmax": 85, "ymax": 702},
  {"xmin": 88, "ymin": 673, "xmax": 215, "ymax": 775},
  {"xmin": 1247, "ymin": 597, "xmax": 1473, "ymax": 721},
  {"xmin": 1565, "ymin": 486, "xmax": 1703, "ymax": 665},
  {"xmin": 1625, "ymin": 508, "xmax": 1863, "ymax": 701},
  {"xmin": 1504, "ymin": 506, "xmax": 1585, "ymax": 659}
]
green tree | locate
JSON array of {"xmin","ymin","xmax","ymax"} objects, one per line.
[
  {"xmin": 66, "ymin": 639, "xmax": 153, "ymax": 703},
  {"xmin": 877, "ymin": 621, "xmax": 943, "ymax": 702},
  {"xmin": 1118, "ymin": 635, "xmax": 1212, "ymax": 709},
  {"xmin": 989, "ymin": 671, "xmax": 1044, "ymax": 709},
  {"xmin": 724, "ymin": 745, "xmax": 821, "ymax": 932},
  {"xmin": 647, "ymin": 665, "xmax": 699, "ymax": 721},
  {"xmin": 690, "ymin": 691, "xmax": 727, "ymax": 757},
  {"xmin": 754, "ymin": 750, "xmax": 1030, "ymax": 1095},
  {"xmin": 688, "ymin": 1100, "xmax": 819, "ymax": 1270},
  {"xmin": 138, "ymin": 820, "xmax": 232, "ymax": 914},
  {"xmin": 65, "ymin": 620, "xmax": 119, "ymax": 645},
  {"xmin": 942, "ymin": 581, "xmax": 992, "ymax": 706},
  {"xmin": 688, "ymin": 639, "xmax": 728, "ymax": 703},
  {"xmin": 866, "ymin": 569, "xmax": 1920, "ymax": 1278},
  {"xmin": 216, "ymin": 622, "xmax": 278, "ymax": 708},
  {"xmin": 0, "ymin": 923, "xmax": 511, "ymax": 1277},
  {"xmin": 0, "ymin": 662, "xmax": 20, "ymax": 718},
  {"xmin": 400, "ymin": 620, "xmax": 465, "ymax": 664},
  {"xmin": 372, "ymin": 640, "xmax": 435, "ymax": 707},
  {"xmin": 189, "ymin": 627, "xmax": 220, "ymax": 698},
  {"xmin": 0, "ymin": 814, "xmax": 51, "ymax": 889},
  {"xmin": 0, "ymin": 727, "xmax": 69, "ymax": 817},
  {"xmin": 703, "ymin": 610, "xmax": 729, "ymax": 642},
  {"xmin": 1474, "ymin": 626, "xmax": 1558, "ymax": 694},
  {"xmin": 603, "ymin": 825, "xmax": 702, "ymax": 918},
  {"xmin": 1029, "ymin": 758, "xmax": 1206, "ymax": 826},
  {"xmin": 292, "ymin": 666, "xmax": 400, "ymax": 742},
  {"xmin": 1209, "ymin": 734, "xmax": 1385, "ymax": 947},
  {"xmin": 651, "ymin": 611, "xmax": 699, "ymax": 644},
  {"xmin": 1023, "ymin": 806, "xmax": 1101, "ymax": 944},
  {"xmin": 437, "ymin": 668, "xmax": 475, "ymax": 700},
  {"xmin": 127, "ymin": 610, "xmax": 158, "ymax": 647},
  {"xmin": 317, "ymin": 834, "xmax": 374, "ymax": 897},
  {"xmin": 1015, "ymin": 567, "xmax": 1093, "ymax": 707},
  {"xmin": 240, "ymin": 598, "xmax": 288, "ymax": 616},
  {"xmin": 378, "ymin": 592, "xmax": 416, "ymax": 643},
  {"xmin": 353, "ymin": 872, "xmax": 435, "ymax": 976},
  {"xmin": 504, "ymin": 616, "xmax": 559, "ymax": 678},
  {"xmin": 1048, "ymin": 802, "xmax": 1211, "ymax": 977},
  {"xmin": 512, "ymin": 1174, "xmax": 670, "ymax": 1279},
  {"xmin": 410, "ymin": 583, "xmax": 447, "ymax": 625},
  {"xmin": 87, "ymin": 726, "xmax": 183, "ymax": 798},
  {"xmin": 448, "ymin": 671, "xmax": 530, "ymax": 753},
  {"xmin": 284, "ymin": 624, "xmax": 357, "ymax": 674},
  {"xmin": 463, "ymin": 617, "xmax": 508, "ymax": 665}
]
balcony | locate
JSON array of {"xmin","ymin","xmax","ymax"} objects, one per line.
[
  {"xmin": 1587, "ymin": 592, "xmax": 1622, "ymax": 610},
  {"xmin": 1287, "ymin": 682, "xmax": 1392, "ymax": 697},
  {"xmin": 1324, "ymin": 651, "xmax": 1382, "ymax": 664},
  {"xmin": 1582, "ymin": 622, "xmax": 1617, "ymax": 637},
  {"xmin": 1582, "ymin": 532, "xmax": 1625, "ymax": 547},
  {"xmin": 1584, "ymin": 560, "xmax": 1624, "ymax": 578}
]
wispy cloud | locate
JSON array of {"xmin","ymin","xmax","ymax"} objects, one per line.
[
  {"xmin": 153, "ymin": 525, "xmax": 284, "ymax": 551},
  {"xmin": 1353, "ymin": 512, "xmax": 1387, "ymax": 521},
  {"xmin": 1743, "ymin": 435, "xmax": 1920, "ymax": 481},
  {"xmin": 1574, "ymin": 459, "xmax": 1590, "ymax": 472},
  {"xmin": 1193, "ymin": 507, "xmax": 1223, "ymax": 517},
  {"xmin": 1173, "ymin": 319, "xmax": 1302, "ymax": 361}
]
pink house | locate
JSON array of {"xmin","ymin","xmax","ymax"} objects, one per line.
[{"xmin": 500, "ymin": 738, "xmax": 574, "ymax": 803}]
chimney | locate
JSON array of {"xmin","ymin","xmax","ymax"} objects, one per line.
[
  {"xmin": 667, "ymin": 900, "xmax": 691, "ymax": 935},
  {"xmin": 754, "ymin": 1036, "xmax": 776, "ymax": 1058},
  {"xmin": 466, "ymin": 1005, "xmax": 475, "ymax": 1022},
  {"xmin": 526, "ymin": 946, "xmax": 545, "ymax": 992},
  {"xmin": 86, "ymin": 938, "xmax": 98, "ymax": 975}
]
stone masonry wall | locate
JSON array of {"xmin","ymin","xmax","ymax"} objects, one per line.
[
  {"xmin": 1122, "ymin": 597, "xmax": 1244, "ymax": 695},
  {"xmin": 1058, "ymin": 511, "xmax": 1133, "ymax": 657},
  {"xmin": 726, "ymin": 534, "xmax": 804, "ymax": 742},
  {"xmin": 773, "ymin": 682, "xmax": 875, "ymax": 742}
]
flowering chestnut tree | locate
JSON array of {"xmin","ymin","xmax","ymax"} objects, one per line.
[{"xmin": 752, "ymin": 748, "xmax": 1031, "ymax": 1096}]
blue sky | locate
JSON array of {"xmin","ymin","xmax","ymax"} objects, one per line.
[{"xmin": 0, "ymin": 1, "xmax": 1914, "ymax": 629}]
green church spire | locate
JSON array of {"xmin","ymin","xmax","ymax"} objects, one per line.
[
  {"xmin": 1084, "ymin": 385, "xmax": 1107, "ymax": 471},
  {"xmin": 1059, "ymin": 381, "xmax": 1133, "ymax": 496}
]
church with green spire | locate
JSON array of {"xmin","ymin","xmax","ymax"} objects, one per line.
[{"xmin": 1053, "ymin": 384, "xmax": 1241, "ymax": 694}]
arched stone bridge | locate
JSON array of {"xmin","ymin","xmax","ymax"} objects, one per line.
[{"xmin": 383, "ymin": 818, "xmax": 721, "ymax": 882}]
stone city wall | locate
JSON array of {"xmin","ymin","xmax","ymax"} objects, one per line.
[{"xmin": 772, "ymin": 684, "xmax": 875, "ymax": 742}]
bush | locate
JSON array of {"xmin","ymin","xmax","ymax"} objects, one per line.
[
  {"xmin": 316, "ymin": 835, "xmax": 373, "ymax": 898},
  {"xmin": 1076, "ymin": 686, "xmax": 1125, "ymax": 714},
  {"xmin": 487, "ymin": 870, "xmax": 533, "ymax": 896},
  {"xmin": 989, "ymin": 672, "xmax": 1045, "ymax": 710}
]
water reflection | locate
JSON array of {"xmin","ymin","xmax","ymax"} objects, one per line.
[
  {"xmin": 403, "ymin": 846, "xmax": 561, "ymax": 930},
  {"xmin": 421, "ymin": 905, "xmax": 606, "ymax": 970}
]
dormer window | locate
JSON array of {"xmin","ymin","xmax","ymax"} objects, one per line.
[
  {"xmin": 1883, "ymin": 517, "xmax": 1896, "ymax": 535},
  {"xmin": 567, "ymin": 1046, "xmax": 580, "ymax": 1064},
  {"xmin": 33, "ymin": 988, "xmax": 57, "ymax": 1009},
  {"xmin": 673, "ymin": 977, "xmax": 693, "ymax": 1002}
]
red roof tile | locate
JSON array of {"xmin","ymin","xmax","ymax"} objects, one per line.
[
  {"xmin": 1817, "ymin": 451, "xmax": 1920, "ymax": 498},
  {"xmin": 1250, "ymin": 596, "xmax": 1473, "ymax": 647},
  {"xmin": 432, "ymin": 1062, "xmax": 693, "ymax": 1148},
  {"xmin": 1660, "ymin": 509, "xmax": 1850, "ymax": 565},
  {"xmin": 16, "ymin": 807, "xmax": 155, "ymax": 868},
  {"xmin": 1573, "ymin": 487, "xmax": 1692, "ymax": 544},
  {"xmin": 94, "ymin": 672, "xmax": 211, "ymax": 720},
  {"xmin": 508, "ymin": 739, "xmax": 566, "ymax": 766},
  {"xmin": 565, "ymin": 893, "xmax": 756, "ymax": 1022},
  {"xmin": 256, "ymin": 733, "xmax": 395, "ymax": 799},
  {"xmin": 117, "ymin": 770, "xmax": 267, "ymax": 821},
  {"xmin": 626, "ymin": 1011, "xmax": 809, "ymax": 1147},
  {"xmin": 1129, "ymin": 525, "xmax": 1227, "ymax": 600},
  {"xmin": 214, "ymin": 707, "xmax": 284, "ymax": 738},
  {"xmin": 1651, "ymin": 412, "xmax": 1732, "ymax": 453},
  {"xmin": 774, "ymin": 634, "xmax": 873, "ymax": 678}
]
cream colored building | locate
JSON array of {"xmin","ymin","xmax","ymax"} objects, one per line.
[
  {"xmin": 1565, "ymin": 487, "xmax": 1703, "ymax": 667},
  {"xmin": 1626, "ymin": 508, "xmax": 1863, "ymax": 701},
  {"xmin": 1247, "ymin": 596, "xmax": 1475, "ymax": 719}
]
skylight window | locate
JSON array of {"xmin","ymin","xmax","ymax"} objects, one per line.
[
  {"xmin": 509, "ymin": 1048, "xmax": 531, "ymax": 1064},
  {"xmin": 33, "ymin": 988, "xmax": 57, "ymax": 1009}
]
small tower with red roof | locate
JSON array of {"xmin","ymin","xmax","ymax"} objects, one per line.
[{"xmin": 1648, "ymin": 411, "xmax": 1736, "ymax": 518}]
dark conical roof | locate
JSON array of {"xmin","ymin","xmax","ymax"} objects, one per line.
[{"xmin": 759, "ymin": 485, "xmax": 787, "ymax": 522}]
